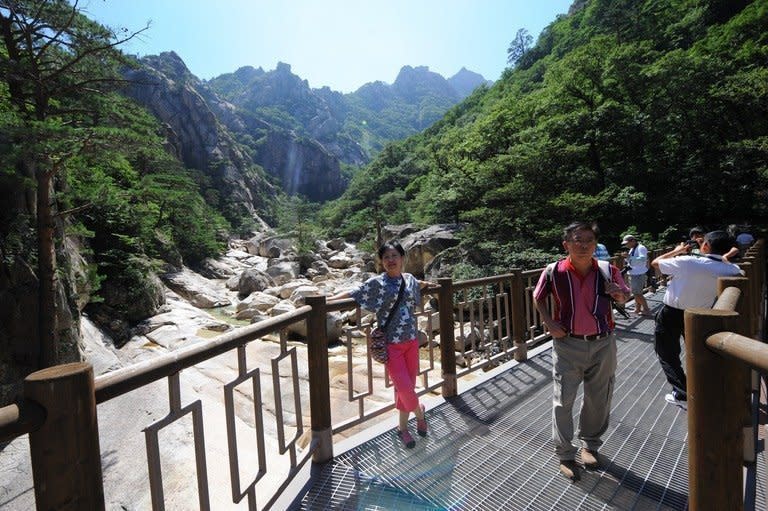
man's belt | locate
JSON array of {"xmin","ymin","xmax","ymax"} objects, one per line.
[{"xmin": 568, "ymin": 332, "xmax": 610, "ymax": 341}]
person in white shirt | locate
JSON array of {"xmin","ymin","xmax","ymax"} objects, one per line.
[
  {"xmin": 650, "ymin": 230, "xmax": 743, "ymax": 410},
  {"xmin": 620, "ymin": 235, "xmax": 652, "ymax": 316}
]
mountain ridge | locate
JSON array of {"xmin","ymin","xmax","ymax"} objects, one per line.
[{"xmin": 207, "ymin": 61, "xmax": 492, "ymax": 165}]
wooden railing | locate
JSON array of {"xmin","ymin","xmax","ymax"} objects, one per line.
[
  {"xmin": 684, "ymin": 239, "xmax": 766, "ymax": 511},
  {"xmin": 0, "ymin": 240, "xmax": 763, "ymax": 510},
  {"xmin": 0, "ymin": 265, "xmax": 555, "ymax": 510}
]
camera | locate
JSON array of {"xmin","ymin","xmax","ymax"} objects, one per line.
[{"xmin": 685, "ymin": 239, "xmax": 699, "ymax": 250}]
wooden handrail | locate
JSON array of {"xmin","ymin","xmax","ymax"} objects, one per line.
[
  {"xmin": 0, "ymin": 399, "xmax": 45, "ymax": 443},
  {"xmin": 1, "ymin": 238, "xmax": 761, "ymax": 510},
  {"xmin": 706, "ymin": 331, "xmax": 768, "ymax": 373},
  {"xmin": 451, "ymin": 273, "xmax": 513, "ymax": 290},
  {"xmin": 94, "ymin": 305, "xmax": 312, "ymax": 402},
  {"xmin": 684, "ymin": 238, "xmax": 765, "ymax": 511}
]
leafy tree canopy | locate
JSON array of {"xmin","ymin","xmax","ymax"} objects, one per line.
[{"xmin": 322, "ymin": 0, "xmax": 768, "ymax": 270}]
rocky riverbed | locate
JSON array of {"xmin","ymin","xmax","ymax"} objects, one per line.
[{"xmin": 1, "ymin": 225, "xmax": 463, "ymax": 509}]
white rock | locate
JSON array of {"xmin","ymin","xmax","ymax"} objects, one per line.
[
  {"xmin": 266, "ymin": 261, "xmax": 300, "ymax": 285},
  {"xmin": 289, "ymin": 285, "xmax": 322, "ymax": 305},
  {"xmin": 417, "ymin": 311, "xmax": 441, "ymax": 333},
  {"xmin": 271, "ymin": 300, "xmax": 297, "ymax": 316},
  {"xmin": 161, "ymin": 267, "xmax": 231, "ymax": 308},
  {"xmin": 327, "ymin": 254, "xmax": 353, "ymax": 269},
  {"xmin": 277, "ymin": 279, "xmax": 314, "ymax": 299},
  {"xmin": 236, "ymin": 292, "xmax": 280, "ymax": 312}
]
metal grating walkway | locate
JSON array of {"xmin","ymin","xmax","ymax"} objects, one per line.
[{"xmin": 295, "ymin": 291, "xmax": 748, "ymax": 510}]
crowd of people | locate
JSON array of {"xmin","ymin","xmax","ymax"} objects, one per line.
[{"xmin": 330, "ymin": 222, "xmax": 755, "ymax": 482}]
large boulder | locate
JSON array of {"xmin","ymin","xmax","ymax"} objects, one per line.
[
  {"xmin": 237, "ymin": 269, "xmax": 275, "ymax": 299},
  {"xmin": 289, "ymin": 285, "xmax": 323, "ymax": 305},
  {"xmin": 452, "ymin": 323, "xmax": 483, "ymax": 351},
  {"xmin": 258, "ymin": 236, "xmax": 298, "ymax": 259},
  {"xmin": 400, "ymin": 224, "xmax": 461, "ymax": 277},
  {"xmin": 310, "ymin": 260, "xmax": 331, "ymax": 276},
  {"xmin": 235, "ymin": 292, "xmax": 280, "ymax": 320},
  {"xmin": 270, "ymin": 299, "xmax": 344, "ymax": 342},
  {"xmin": 266, "ymin": 260, "xmax": 301, "ymax": 286},
  {"xmin": 327, "ymin": 253, "xmax": 354, "ymax": 269},
  {"xmin": 326, "ymin": 238, "xmax": 351, "ymax": 251},
  {"xmin": 382, "ymin": 224, "xmax": 422, "ymax": 241},
  {"xmin": 424, "ymin": 244, "xmax": 488, "ymax": 281},
  {"xmin": 277, "ymin": 279, "xmax": 315, "ymax": 299},
  {"xmin": 161, "ymin": 268, "xmax": 231, "ymax": 308},
  {"xmin": 196, "ymin": 257, "xmax": 237, "ymax": 279}
]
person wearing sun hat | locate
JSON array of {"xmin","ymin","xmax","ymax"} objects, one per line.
[{"xmin": 620, "ymin": 235, "xmax": 652, "ymax": 316}]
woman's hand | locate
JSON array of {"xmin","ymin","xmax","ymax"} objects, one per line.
[{"xmin": 419, "ymin": 280, "xmax": 438, "ymax": 290}]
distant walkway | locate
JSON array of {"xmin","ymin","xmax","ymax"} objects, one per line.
[{"xmin": 295, "ymin": 290, "xmax": 700, "ymax": 510}]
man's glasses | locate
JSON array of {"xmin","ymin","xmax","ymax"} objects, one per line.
[{"xmin": 567, "ymin": 237, "xmax": 596, "ymax": 245}]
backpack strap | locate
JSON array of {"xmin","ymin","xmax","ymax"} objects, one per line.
[
  {"xmin": 596, "ymin": 259, "xmax": 612, "ymax": 284},
  {"xmin": 549, "ymin": 259, "xmax": 611, "ymax": 283},
  {"xmin": 545, "ymin": 261, "xmax": 558, "ymax": 287}
]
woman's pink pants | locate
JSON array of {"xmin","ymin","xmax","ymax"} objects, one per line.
[{"xmin": 386, "ymin": 339, "xmax": 420, "ymax": 412}]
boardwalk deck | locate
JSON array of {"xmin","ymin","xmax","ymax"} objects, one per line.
[{"xmin": 295, "ymin": 290, "xmax": 766, "ymax": 510}]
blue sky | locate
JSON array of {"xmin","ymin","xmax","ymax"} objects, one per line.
[{"xmin": 83, "ymin": 0, "xmax": 573, "ymax": 93}]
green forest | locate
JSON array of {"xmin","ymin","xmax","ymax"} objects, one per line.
[
  {"xmin": 0, "ymin": 0, "xmax": 766, "ymax": 372},
  {"xmin": 323, "ymin": 0, "xmax": 767, "ymax": 271}
]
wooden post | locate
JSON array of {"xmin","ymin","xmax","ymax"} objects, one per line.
[
  {"xmin": 718, "ymin": 277, "xmax": 753, "ymax": 398},
  {"xmin": 305, "ymin": 295, "xmax": 333, "ymax": 463},
  {"xmin": 24, "ymin": 362, "xmax": 104, "ymax": 510},
  {"xmin": 738, "ymin": 260, "xmax": 755, "ymax": 337},
  {"xmin": 745, "ymin": 257, "xmax": 761, "ymax": 338},
  {"xmin": 685, "ymin": 307, "xmax": 744, "ymax": 511},
  {"xmin": 717, "ymin": 277, "xmax": 754, "ymax": 466},
  {"xmin": 438, "ymin": 277, "xmax": 457, "ymax": 397},
  {"xmin": 510, "ymin": 269, "xmax": 527, "ymax": 361},
  {"xmin": 753, "ymin": 246, "xmax": 765, "ymax": 324}
]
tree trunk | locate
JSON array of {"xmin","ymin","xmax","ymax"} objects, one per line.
[{"xmin": 36, "ymin": 165, "xmax": 58, "ymax": 368}]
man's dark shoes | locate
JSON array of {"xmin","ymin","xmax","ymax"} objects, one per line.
[
  {"xmin": 559, "ymin": 459, "xmax": 581, "ymax": 482},
  {"xmin": 580, "ymin": 448, "xmax": 600, "ymax": 470}
]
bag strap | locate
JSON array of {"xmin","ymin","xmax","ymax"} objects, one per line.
[
  {"xmin": 596, "ymin": 259, "xmax": 612, "ymax": 283},
  {"xmin": 548, "ymin": 260, "xmax": 612, "ymax": 284},
  {"xmin": 545, "ymin": 261, "xmax": 558, "ymax": 286},
  {"xmin": 380, "ymin": 276, "xmax": 406, "ymax": 331}
]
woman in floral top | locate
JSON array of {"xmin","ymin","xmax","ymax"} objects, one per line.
[{"xmin": 331, "ymin": 241, "xmax": 435, "ymax": 448}]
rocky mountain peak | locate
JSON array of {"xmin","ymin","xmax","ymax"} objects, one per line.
[
  {"xmin": 232, "ymin": 65, "xmax": 265, "ymax": 82},
  {"xmin": 141, "ymin": 51, "xmax": 198, "ymax": 85},
  {"xmin": 392, "ymin": 65, "xmax": 458, "ymax": 102},
  {"xmin": 448, "ymin": 67, "xmax": 493, "ymax": 98}
]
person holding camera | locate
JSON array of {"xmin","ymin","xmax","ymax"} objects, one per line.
[
  {"xmin": 686, "ymin": 226, "xmax": 706, "ymax": 254},
  {"xmin": 651, "ymin": 230, "xmax": 743, "ymax": 410},
  {"xmin": 620, "ymin": 235, "xmax": 652, "ymax": 316}
]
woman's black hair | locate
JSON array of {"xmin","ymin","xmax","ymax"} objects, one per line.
[{"xmin": 378, "ymin": 240, "xmax": 405, "ymax": 259}]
